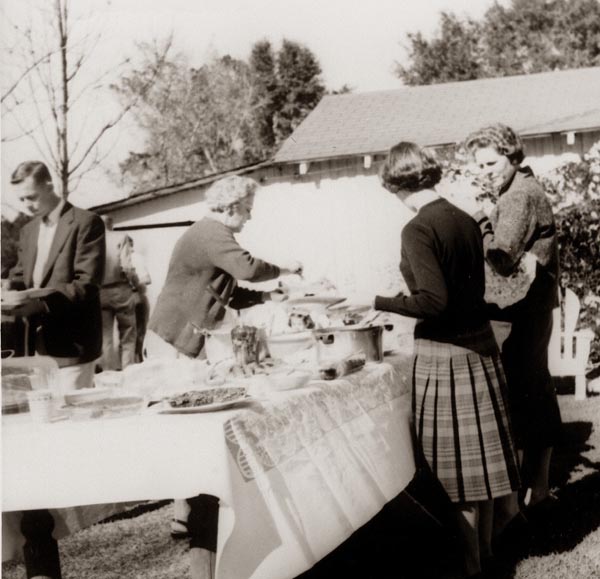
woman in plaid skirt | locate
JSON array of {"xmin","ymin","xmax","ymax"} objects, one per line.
[{"xmin": 372, "ymin": 142, "xmax": 520, "ymax": 578}]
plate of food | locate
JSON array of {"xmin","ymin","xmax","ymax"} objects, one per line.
[
  {"xmin": 65, "ymin": 395, "xmax": 145, "ymax": 420},
  {"xmin": 159, "ymin": 386, "xmax": 252, "ymax": 414},
  {"xmin": 1, "ymin": 288, "xmax": 55, "ymax": 310},
  {"xmin": 1, "ymin": 291, "xmax": 28, "ymax": 310},
  {"xmin": 286, "ymin": 295, "xmax": 346, "ymax": 309}
]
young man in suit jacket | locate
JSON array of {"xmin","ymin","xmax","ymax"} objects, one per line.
[{"xmin": 8, "ymin": 161, "xmax": 106, "ymax": 390}]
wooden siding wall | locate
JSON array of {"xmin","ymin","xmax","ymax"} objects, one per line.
[
  {"xmin": 523, "ymin": 130, "xmax": 600, "ymax": 173},
  {"xmin": 108, "ymin": 131, "xmax": 600, "ymax": 313}
]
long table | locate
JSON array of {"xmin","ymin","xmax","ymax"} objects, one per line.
[{"xmin": 2, "ymin": 354, "xmax": 416, "ymax": 579}]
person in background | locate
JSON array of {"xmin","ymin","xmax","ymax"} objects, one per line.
[
  {"xmin": 125, "ymin": 236, "xmax": 152, "ymax": 363},
  {"xmin": 461, "ymin": 123, "xmax": 562, "ymax": 524},
  {"xmin": 145, "ymin": 175, "xmax": 302, "ymax": 579},
  {"xmin": 8, "ymin": 160, "xmax": 105, "ymax": 390},
  {"xmin": 348, "ymin": 143, "xmax": 520, "ymax": 578},
  {"xmin": 99, "ymin": 216, "xmax": 137, "ymax": 371}
]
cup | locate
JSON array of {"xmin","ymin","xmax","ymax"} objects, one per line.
[
  {"xmin": 231, "ymin": 325, "xmax": 259, "ymax": 366},
  {"xmin": 27, "ymin": 389, "xmax": 55, "ymax": 423}
]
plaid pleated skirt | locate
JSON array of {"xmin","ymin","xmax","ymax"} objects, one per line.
[{"xmin": 412, "ymin": 332, "xmax": 520, "ymax": 503}]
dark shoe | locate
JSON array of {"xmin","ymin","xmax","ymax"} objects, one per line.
[
  {"xmin": 524, "ymin": 491, "xmax": 559, "ymax": 518},
  {"xmin": 170, "ymin": 518, "xmax": 189, "ymax": 539}
]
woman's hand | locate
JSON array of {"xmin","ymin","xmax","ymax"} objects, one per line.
[
  {"xmin": 278, "ymin": 260, "xmax": 303, "ymax": 277},
  {"xmin": 521, "ymin": 251, "xmax": 538, "ymax": 281},
  {"xmin": 264, "ymin": 288, "xmax": 288, "ymax": 303}
]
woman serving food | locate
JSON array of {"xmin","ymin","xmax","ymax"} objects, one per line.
[{"xmin": 145, "ymin": 175, "xmax": 302, "ymax": 579}]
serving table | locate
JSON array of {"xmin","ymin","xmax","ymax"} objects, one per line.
[{"xmin": 2, "ymin": 353, "xmax": 416, "ymax": 579}]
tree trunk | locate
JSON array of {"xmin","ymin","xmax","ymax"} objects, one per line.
[{"xmin": 56, "ymin": 0, "xmax": 69, "ymax": 198}]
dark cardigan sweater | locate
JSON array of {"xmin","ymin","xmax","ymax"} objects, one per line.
[{"xmin": 375, "ymin": 198, "xmax": 491, "ymax": 350}]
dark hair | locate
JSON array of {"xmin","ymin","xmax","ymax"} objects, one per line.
[
  {"xmin": 10, "ymin": 161, "xmax": 52, "ymax": 186},
  {"xmin": 379, "ymin": 142, "xmax": 442, "ymax": 194},
  {"xmin": 462, "ymin": 123, "xmax": 525, "ymax": 165}
]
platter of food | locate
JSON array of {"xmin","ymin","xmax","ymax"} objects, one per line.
[
  {"xmin": 159, "ymin": 386, "xmax": 253, "ymax": 414},
  {"xmin": 65, "ymin": 395, "xmax": 145, "ymax": 420},
  {"xmin": 286, "ymin": 296, "xmax": 346, "ymax": 309}
]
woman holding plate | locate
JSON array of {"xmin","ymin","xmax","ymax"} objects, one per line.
[{"xmin": 461, "ymin": 123, "xmax": 562, "ymax": 520}]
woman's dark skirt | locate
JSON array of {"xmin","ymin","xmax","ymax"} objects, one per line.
[
  {"xmin": 412, "ymin": 331, "xmax": 520, "ymax": 503},
  {"xmin": 501, "ymin": 308, "xmax": 562, "ymax": 450}
]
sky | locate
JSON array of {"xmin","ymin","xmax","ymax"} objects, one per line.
[{"xmin": 1, "ymin": 0, "xmax": 505, "ymax": 213}]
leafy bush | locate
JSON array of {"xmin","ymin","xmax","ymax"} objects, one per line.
[
  {"xmin": 554, "ymin": 200, "xmax": 600, "ymax": 367},
  {"xmin": 1, "ymin": 214, "xmax": 31, "ymax": 278},
  {"xmin": 545, "ymin": 142, "xmax": 600, "ymax": 367}
]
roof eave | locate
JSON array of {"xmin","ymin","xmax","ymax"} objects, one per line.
[{"xmin": 91, "ymin": 160, "xmax": 273, "ymax": 213}]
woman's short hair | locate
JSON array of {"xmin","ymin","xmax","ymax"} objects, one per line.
[
  {"xmin": 10, "ymin": 161, "xmax": 52, "ymax": 185},
  {"xmin": 379, "ymin": 142, "xmax": 442, "ymax": 194},
  {"xmin": 205, "ymin": 176, "xmax": 258, "ymax": 212},
  {"xmin": 462, "ymin": 123, "xmax": 525, "ymax": 165}
]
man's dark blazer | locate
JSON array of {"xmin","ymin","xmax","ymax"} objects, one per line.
[{"xmin": 10, "ymin": 202, "xmax": 106, "ymax": 363}]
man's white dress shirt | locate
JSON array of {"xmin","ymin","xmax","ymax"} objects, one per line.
[{"xmin": 32, "ymin": 199, "xmax": 64, "ymax": 288}]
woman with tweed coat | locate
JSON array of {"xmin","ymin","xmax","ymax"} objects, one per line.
[
  {"xmin": 462, "ymin": 124, "xmax": 562, "ymax": 525},
  {"xmin": 368, "ymin": 142, "xmax": 520, "ymax": 578}
]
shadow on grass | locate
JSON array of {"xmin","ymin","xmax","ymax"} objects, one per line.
[
  {"xmin": 297, "ymin": 416, "xmax": 600, "ymax": 579},
  {"xmin": 518, "ymin": 418, "xmax": 600, "ymax": 552},
  {"xmin": 477, "ymin": 418, "xmax": 600, "ymax": 578},
  {"xmin": 295, "ymin": 473, "xmax": 462, "ymax": 579},
  {"xmin": 99, "ymin": 499, "xmax": 172, "ymax": 524}
]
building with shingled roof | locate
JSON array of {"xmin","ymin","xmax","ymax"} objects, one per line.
[{"xmin": 94, "ymin": 67, "xmax": 600, "ymax": 304}]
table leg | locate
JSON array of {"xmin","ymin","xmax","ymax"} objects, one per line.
[{"xmin": 21, "ymin": 510, "xmax": 62, "ymax": 579}]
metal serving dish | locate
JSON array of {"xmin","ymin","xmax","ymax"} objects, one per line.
[{"xmin": 313, "ymin": 325, "xmax": 384, "ymax": 363}]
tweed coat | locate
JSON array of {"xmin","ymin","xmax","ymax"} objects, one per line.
[{"xmin": 478, "ymin": 167, "xmax": 559, "ymax": 314}]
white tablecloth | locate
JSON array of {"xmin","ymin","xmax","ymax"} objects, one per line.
[{"xmin": 2, "ymin": 354, "xmax": 416, "ymax": 578}]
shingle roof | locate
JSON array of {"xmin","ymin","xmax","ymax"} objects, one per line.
[{"xmin": 274, "ymin": 67, "xmax": 600, "ymax": 163}]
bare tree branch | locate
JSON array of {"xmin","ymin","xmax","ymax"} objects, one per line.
[
  {"xmin": 69, "ymin": 36, "xmax": 173, "ymax": 176},
  {"xmin": 1, "ymin": 47, "xmax": 57, "ymax": 103},
  {"xmin": 27, "ymin": 68, "xmax": 59, "ymax": 169}
]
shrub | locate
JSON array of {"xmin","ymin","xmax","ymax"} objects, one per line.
[{"xmin": 1, "ymin": 214, "xmax": 31, "ymax": 278}]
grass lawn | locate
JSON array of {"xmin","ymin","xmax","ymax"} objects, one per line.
[{"xmin": 3, "ymin": 393, "xmax": 600, "ymax": 579}]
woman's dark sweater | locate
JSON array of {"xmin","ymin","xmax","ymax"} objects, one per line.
[{"xmin": 375, "ymin": 198, "xmax": 490, "ymax": 348}]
